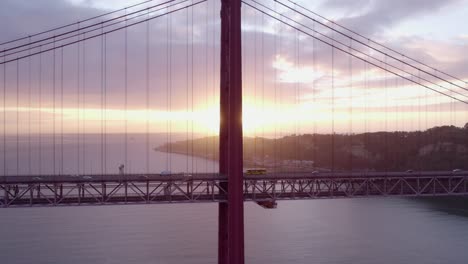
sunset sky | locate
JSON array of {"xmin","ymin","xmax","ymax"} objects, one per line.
[{"xmin": 1, "ymin": 0, "xmax": 468, "ymax": 136}]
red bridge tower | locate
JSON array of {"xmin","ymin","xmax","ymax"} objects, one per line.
[{"xmin": 219, "ymin": 0, "xmax": 244, "ymax": 263}]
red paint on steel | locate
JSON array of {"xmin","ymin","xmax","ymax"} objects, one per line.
[
  {"xmin": 218, "ymin": 199, "xmax": 229, "ymax": 264},
  {"xmin": 218, "ymin": 1, "xmax": 230, "ymax": 263},
  {"xmin": 219, "ymin": 0, "xmax": 244, "ymax": 263},
  {"xmin": 218, "ymin": 0, "xmax": 229, "ymax": 260}
]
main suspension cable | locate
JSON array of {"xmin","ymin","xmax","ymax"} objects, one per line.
[
  {"xmin": 242, "ymin": 1, "xmax": 468, "ymax": 105},
  {"xmin": 245, "ymin": 0, "xmax": 468, "ymax": 102},
  {"xmin": 0, "ymin": 0, "xmax": 178, "ymax": 55},
  {"xmin": 0, "ymin": 0, "xmax": 207, "ymax": 65},
  {"xmin": 276, "ymin": 0, "xmax": 468, "ymax": 94},
  {"xmin": 0, "ymin": 0, "xmax": 159, "ymax": 46}
]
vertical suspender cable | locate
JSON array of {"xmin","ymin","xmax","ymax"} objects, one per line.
[
  {"xmin": 395, "ymin": 76, "xmax": 398, "ymax": 132},
  {"xmin": 146, "ymin": 9, "xmax": 151, "ymax": 174},
  {"xmin": 278, "ymin": 9, "xmax": 282, "ymax": 169},
  {"xmin": 364, "ymin": 44, "xmax": 368, "ymax": 171},
  {"xmin": 125, "ymin": 9, "xmax": 128, "ymax": 175},
  {"xmin": 166, "ymin": 6, "xmax": 169, "ymax": 171},
  {"xmin": 39, "ymin": 47, "xmax": 42, "ymax": 175},
  {"xmin": 384, "ymin": 56, "xmax": 390, "ymax": 172},
  {"xmin": 3, "ymin": 60, "xmax": 7, "ymax": 177},
  {"xmin": 261, "ymin": 11, "xmax": 265, "ymax": 168},
  {"xmin": 331, "ymin": 29, "xmax": 335, "ymax": 173},
  {"xmin": 349, "ymin": 40, "xmax": 353, "ymax": 172},
  {"xmin": 274, "ymin": 1, "xmax": 277, "ymax": 175},
  {"xmin": 254, "ymin": 3, "xmax": 257, "ymax": 163},
  {"xmin": 212, "ymin": 0, "xmax": 216, "ymax": 173},
  {"xmin": 2, "ymin": 58, "xmax": 7, "ymax": 177},
  {"xmin": 395, "ymin": 71, "xmax": 399, "ymax": 170},
  {"xmin": 465, "ymin": 82, "xmax": 468, "ymax": 170},
  {"xmin": 16, "ymin": 60, "xmax": 19, "ymax": 175},
  {"xmin": 437, "ymin": 69, "xmax": 442, "ymax": 164},
  {"xmin": 28, "ymin": 38, "xmax": 32, "ymax": 176},
  {"xmin": 451, "ymin": 78, "xmax": 455, "ymax": 127},
  {"xmin": 295, "ymin": 3, "xmax": 299, "ymax": 171},
  {"xmin": 169, "ymin": 5, "xmax": 173, "ymax": 172},
  {"xmin": 296, "ymin": 9, "xmax": 300, "ymax": 170},
  {"xmin": 312, "ymin": 22, "xmax": 316, "ymax": 171},
  {"xmin": 169, "ymin": 4, "xmax": 173, "ymax": 172},
  {"xmin": 406, "ymin": 63, "xmax": 413, "ymax": 132},
  {"xmin": 77, "ymin": 29, "xmax": 81, "ymax": 176},
  {"xmin": 191, "ymin": 0, "xmax": 194, "ymax": 174},
  {"xmin": 53, "ymin": 40, "xmax": 56, "ymax": 176},
  {"xmin": 104, "ymin": 33, "xmax": 107, "ymax": 175},
  {"xmin": 186, "ymin": 6, "xmax": 189, "ymax": 173},
  {"xmin": 204, "ymin": 0, "xmax": 208, "ymax": 172},
  {"xmin": 82, "ymin": 33, "xmax": 86, "ymax": 175},
  {"xmin": 450, "ymin": 74, "xmax": 454, "ymax": 170},
  {"xmin": 100, "ymin": 25, "xmax": 104, "ymax": 177},
  {"xmin": 61, "ymin": 48, "xmax": 64, "ymax": 175},
  {"xmin": 424, "ymin": 71, "xmax": 428, "ymax": 149},
  {"xmin": 241, "ymin": 2, "xmax": 246, "ymax": 172},
  {"xmin": 401, "ymin": 55, "xmax": 405, "ymax": 133},
  {"xmin": 2, "ymin": 57, "xmax": 5, "ymax": 176},
  {"xmin": 418, "ymin": 69, "xmax": 422, "ymax": 171},
  {"xmin": 418, "ymin": 69, "xmax": 422, "ymax": 132}
]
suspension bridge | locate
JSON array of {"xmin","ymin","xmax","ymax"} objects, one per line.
[{"xmin": 1, "ymin": 0, "xmax": 468, "ymax": 263}]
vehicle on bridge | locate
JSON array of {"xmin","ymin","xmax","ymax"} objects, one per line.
[
  {"xmin": 161, "ymin": 171, "xmax": 172, "ymax": 176},
  {"xmin": 245, "ymin": 168, "xmax": 267, "ymax": 175}
]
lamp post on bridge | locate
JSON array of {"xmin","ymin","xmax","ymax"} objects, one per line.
[{"xmin": 219, "ymin": 0, "xmax": 244, "ymax": 264}]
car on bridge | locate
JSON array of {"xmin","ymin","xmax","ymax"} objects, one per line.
[{"xmin": 161, "ymin": 170, "xmax": 172, "ymax": 176}]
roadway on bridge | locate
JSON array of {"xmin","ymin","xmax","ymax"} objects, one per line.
[{"xmin": 1, "ymin": 171, "xmax": 466, "ymax": 184}]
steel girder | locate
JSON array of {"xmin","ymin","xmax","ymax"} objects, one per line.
[
  {"xmin": 1, "ymin": 176, "xmax": 467, "ymax": 208},
  {"xmin": 0, "ymin": 179, "xmax": 228, "ymax": 208},
  {"xmin": 243, "ymin": 176, "xmax": 468, "ymax": 202}
]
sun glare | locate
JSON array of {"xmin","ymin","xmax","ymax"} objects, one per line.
[{"xmin": 273, "ymin": 55, "xmax": 323, "ymax": 84}]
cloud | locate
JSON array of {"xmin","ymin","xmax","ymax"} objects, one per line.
[
  {"xmin": 1, "ymin": 0, "xmax": 222, "ymax": 112},
  {"xmin": 273, "ymin": 55, "xmax": 324, "ymax": 83},
  {"xmin": 321, "ymin": 0, "xmax": 461, "ymax": 36},
  {"xmin": 1, "ymin": 0, "xmax": 468, "ymax": 134},
  {"xmin": 0, "ymin": 0, "xmax": 100, "ymax": 42}
]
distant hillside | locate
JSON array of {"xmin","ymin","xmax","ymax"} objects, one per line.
[{"xmin": 155, "ymin": 124, "xmax": 468, "ymax": 171}]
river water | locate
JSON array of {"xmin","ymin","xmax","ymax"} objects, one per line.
[{"xmin": 1, "ymin": 135, "xmax": 468, "ymax": 264}]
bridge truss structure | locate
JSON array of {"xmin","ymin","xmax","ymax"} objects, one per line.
[{"xmin": 2, "ymin": 172, "xmax": 467, "ymax": 208}]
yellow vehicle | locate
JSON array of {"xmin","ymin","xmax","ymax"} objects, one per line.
[{"xmin": 245, "ymin": 168, "xmax": 267, "ymax": 175}]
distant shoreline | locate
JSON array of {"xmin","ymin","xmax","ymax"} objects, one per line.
[{"xmin": 155, "ymin": 125, "xmax": 468, "ymax": 171}]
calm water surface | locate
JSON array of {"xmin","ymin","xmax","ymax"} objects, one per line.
[
  {"xmin": 1, "ymin": 198, "xmax": 468, "ymax": 264},
  {"xmin": 1, "ymin": 135, "xmax": 468, "ymax": 263}
]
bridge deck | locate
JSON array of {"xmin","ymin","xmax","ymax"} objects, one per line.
[{"xmin": 1, "ymin": 172, "xmax": 467, "ymax": 207}]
